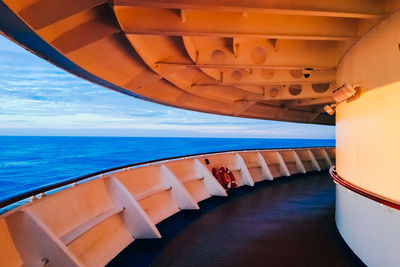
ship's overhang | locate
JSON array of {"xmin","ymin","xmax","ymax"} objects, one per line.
[{"xmin": 2, "ymin": 0, "xmax": 396, "ymax": 125}]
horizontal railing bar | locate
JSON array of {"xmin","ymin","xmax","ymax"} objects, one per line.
[
  {"xmin": 0, "ymin": 146, "xmax": 334, "ymax": 210},
  {"xmin": 246, "ymin": 165, "xmax": 261, "ymax": 169},
  {"xmin": 135, "ymin": 186, "xmax": 172, "ymax": 201},
  {"xmin": 182, "ymin": 176, "xmax": 204, "ymax": 184},
  {"xmin": 329, "ymin": 165, "xmax": 400, "ymax": 211},
  {"xmin": 61, "ymin": 206, "xmax": 125, "ymax": 245}
]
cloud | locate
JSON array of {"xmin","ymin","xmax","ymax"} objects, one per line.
[{"xmin": 0, "ymin": 35, "xmax": 335, "ymax": 139}]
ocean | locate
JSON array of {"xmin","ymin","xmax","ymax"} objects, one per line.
[{"xmin": 0, "ymin": 136, "xmax": 334, "ymax": 203}]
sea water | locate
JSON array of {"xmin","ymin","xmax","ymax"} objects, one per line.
[{"xmin": 0, "ymin": 136, "xmax": 334, "ymax": 201}]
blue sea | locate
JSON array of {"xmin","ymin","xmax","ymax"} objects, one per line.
[{"xmin": 0, "ymin": 136, "xmax": 334, "ymax": 203}]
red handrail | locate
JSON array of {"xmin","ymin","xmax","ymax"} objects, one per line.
[{"xmin": 329, "ymin": 165, "xmax": 400, "ymax": 211}]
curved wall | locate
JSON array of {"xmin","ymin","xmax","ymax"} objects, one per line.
[
  {"xmin": 335, "ymin": 183, "xmax": 400, "ymax": 266},
  {"xmin": 336, "ymin": 7, "xmax": 400, "ymax": 202},
  {"xmin": 335, "ymin": 8, "xmax": 400, "ymax": 266}
]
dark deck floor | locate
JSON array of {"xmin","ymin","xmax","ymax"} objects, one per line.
[{"xmin": 109, "ymin": 172, "xmax": 365, "ymax": 267}]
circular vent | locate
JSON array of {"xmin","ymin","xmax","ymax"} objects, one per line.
[
  {"xmin": 211, "ymin": 49, "xmax": 226, "ymax": 63},
  {"xmin": 289, "ymin": 84, "xmax": 302, "ymax": 95},
  {"xmin": 312, "ymin": 83, "xmax": 330, "ymax": 93},
  {"xmin": 250, "ymin": 47, "xmax": 267, "ymax": 64}
]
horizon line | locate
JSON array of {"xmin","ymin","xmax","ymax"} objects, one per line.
[{"xmin": 0, "ymin": 135, "xmax": 335, "ymax": 140}]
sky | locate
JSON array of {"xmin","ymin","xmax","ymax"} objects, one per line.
[{"xmin": 0, "ymin": 35, "xmax": 334, "ymax": 139}]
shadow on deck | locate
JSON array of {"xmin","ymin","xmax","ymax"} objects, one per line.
[{"xmin": 108, "ymin": 171, "xmax": 364, "ymax": 267}]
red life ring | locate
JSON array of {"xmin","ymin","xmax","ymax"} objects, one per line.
[
  {"xmin": 225, "ymin": 167, "xmax": 237, "ymax": 188},
  {"xmin": 212, "ymin": 167, "xmax": 223, "ymax": 186},
  {"xmin": 212, "ymin": 167, "xmax": 237, "ymax": 189},
  {"xmin": 218, "ymin": 167, "xmax": 231, "ymax": 188}
]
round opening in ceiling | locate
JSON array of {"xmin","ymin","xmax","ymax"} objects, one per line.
[
  {"xmin": 312, "ymin": 83, "xmax": 330, "ymax": 93},
  {"xmin": 261, "ymin": 69, "xmax": 275, "ymax": 80},
  {"xmin": 269, "ymin": 87, "xmax": 279, "ymax": 97},
  {"xmin": 211, "ymin": 49, "xmax": 226, "ymax": 63},
  {"xmin": 231, "ymin": 70, "xmax": 243, "ymax": 81},
  {"xmin": 289, "ymin": 69, "xmax": 303, "ymax": 79},
  {"xmin": 250, "ymin": 47, "xmax": 267, "ymax": 64},
  {"xmin": 289, "ymin": 84, "xmax": 302, "ymax": 95}
]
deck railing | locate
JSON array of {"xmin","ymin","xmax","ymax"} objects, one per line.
[
  {"xmin": 0, "ymin": 147, "xmax": 332, "ymax": 210},
  {"xmin": 0, "ymin": 147, "xmax": 335, "ymax": 266}
]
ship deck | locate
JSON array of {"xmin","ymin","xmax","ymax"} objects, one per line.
[{"xmin": 109, "ymin": 171, "xmax": 364, "ymax": 267}]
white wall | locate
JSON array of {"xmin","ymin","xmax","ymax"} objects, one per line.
[{"xmin": 336, "ymin": 184, "xmax": 400, "ymax": 267}]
